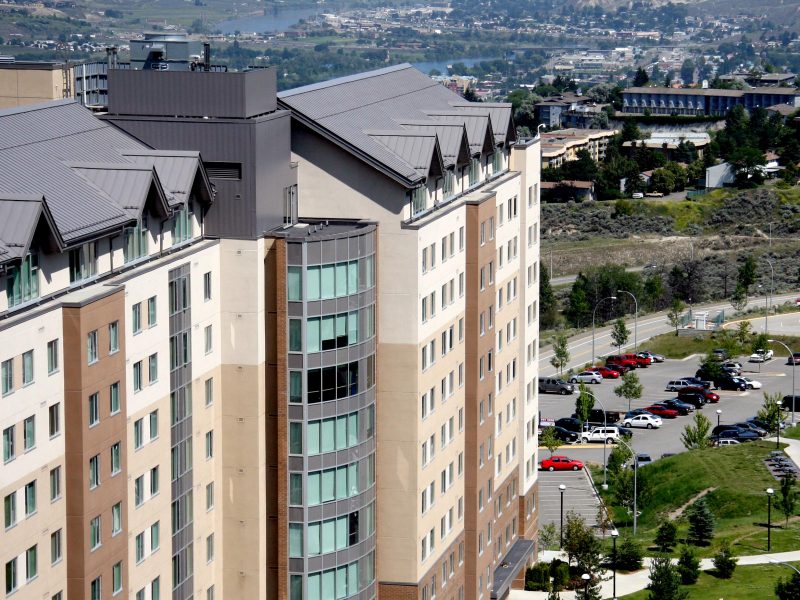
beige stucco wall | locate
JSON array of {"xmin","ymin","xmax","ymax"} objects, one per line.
[{"xmin": 0, "ymin": 66, "xmax": 70, "ymax": 109}]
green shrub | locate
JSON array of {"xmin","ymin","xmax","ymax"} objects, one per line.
[
  {"xmin": 654, "ymin": 520, "xmax": 678, "ymax": 551},
  {"xmin": 551, "ymin": 561, "xmax": 570, "ymax": 590},
  {"xmin": 525, "ymin": 563, "xmax": 550, "ymax": 591},
  {"xmin": 677, "ymin": 545, "xmax": 701, "ymax": 584},
  {"xmin": 615, "ymin": 536, "xmax": 644, "ymax": 571},
  {"xmin": 712, "ymin": 542, "xmax": 737, "ymax": 579}
]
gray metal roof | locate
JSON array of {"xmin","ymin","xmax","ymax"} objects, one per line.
[
  {"xmin": 395, "ymin": 120, "xmax": 471, "ymax": 167},
  {"xmin": 121, "ymin": 150, "xmax": 204, "ymax": 206},
  {"xmin": 0, "ymin": 100, "xmax": 211, "ymax": 254},
  {"xmin": 278, "ymin": 64, "xmax": 513, "ymax": 187},
  {"xmin": 367, "ymin": 130, "xmax": 442, "ymax": 176},
  {"xmin": 0, "ymin": 196, "xmax": 44, "ymax": 260}
]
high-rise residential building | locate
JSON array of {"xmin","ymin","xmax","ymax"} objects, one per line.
[
  {"xmin": 277, "ymin": 64, "xmax": 542, "ymax": 600},
  {"xmin": 0, "ymin": 61, "xmax": 540, "ymax": 600}
]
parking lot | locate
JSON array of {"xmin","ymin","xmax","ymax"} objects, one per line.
[{"xmin": 538, "ymin": 353, "xmax": 798, "ymax": 466}]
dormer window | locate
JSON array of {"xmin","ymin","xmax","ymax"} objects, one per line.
[
  {"xmin": 443, "ymin": 172, "xmax": 455, "ymax": 199},
  {"xmin": 492, "ymin": 150, "xmax": 503, "ymax": 174},
  {"xmin": 6, "ymin": 253, "xmax": 39, "ymax": 308},
  {"xmin": 123, "ymin": 216, "xmax": 149, "ymax": 264},
  {"xmin": 69, "ymin": 242, "xmax": 97, "ymax": 284},
  {"xmin": 469, "ymin": 158, "xmax": 480, "ymax": 186},
  {"xmin": 411, "ymin": 186, "xmax": 427, "ymax": 217},
  {"xmin": 172, "ymin": 206, "xmax": 191, "ymax": 246}
]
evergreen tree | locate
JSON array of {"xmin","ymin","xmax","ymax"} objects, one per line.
[
  {"xmin": 776, "ymin": 571, "xmax": 800, "ymax": 600},
  {"xmin": 687, "ymin": 498, "xmax": 715, "ymax": 546},
  {"xmin": 712, "ymin": 541, "xmax": 737, "ymax": 579},
  {"xmin": 539, "ymin": 264, "xmax": 558, "ymax": 329},
  {"xmin": 647, "ymin": 555, "xmax": 688, "ymax": 600},
  {"xmin": 779, "ymin": 473, "xmax": 798, "ymax": 527},
  {"xmin": 677, "ymin": 545, "xmax": 701, "ymax": 585},
  {"xmin": 654, "ymin": 521, "xmax": 678, "ymax": 552},
  {"xmin": 615, "ymin": 536, "xmax": 643, "ymax": 570},
  {"xmin": 633, "ymin": 67, "xmax": 649, "ymax": 87}
]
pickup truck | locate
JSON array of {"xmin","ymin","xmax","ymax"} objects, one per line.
[{"xmin": 606, "ymin": 355, "xmax": 639, "ymax": 370}]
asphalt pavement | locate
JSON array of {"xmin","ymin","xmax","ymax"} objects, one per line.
[
  {"xmin": 539, "ymin": 292, "xmax": 800, "ymax": 377},
  {"xmin": 537, "ymin": 353, "xmax": 798, "ymax": 467}
]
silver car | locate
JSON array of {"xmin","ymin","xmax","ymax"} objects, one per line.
[{"xmin": 569, "ymin": 371, "xmax": 602, "ymax": 384}]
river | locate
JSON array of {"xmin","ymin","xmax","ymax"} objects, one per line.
[
  {"xmin": 218, "ymin": 5, "xmax": 326, "ymax": 34},
  {"xmin": 412, "ymin": 57, "xmax": 501, "ymax": 75}
]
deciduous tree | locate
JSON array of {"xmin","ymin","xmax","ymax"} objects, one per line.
[
  {"xmin": 610, "ymin": 318, "xmax": 630, "ymax": 354},
  {"xmin": 575, "ymin": 383, "xmax": 595, "ymax": 427},
  {"xmin": 666, "ymin": 298, "xmax": 685, "ymax": 335},
  {"xmin": 550, "ymin": 334, "xmax": 570, "ymax": 374},
  {"xmin": 614, "ymin": 371, "xmax": 643, "ymax": 412},
  {"xmin": 681, "ymin": 412, "xmax": 712, "ymax": 450},
  {"xmin": 539, "ymin": 425, "xmax": 561, "ymax": 457},
  {"xmin": 779, "ymin": 473, "xmax": 797, "ymax": 527}
]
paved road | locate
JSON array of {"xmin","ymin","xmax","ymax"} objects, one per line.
[
  {"xmin": 725, "ymin": 311, "xmax": 800, "ymax": 335},
  {"xmin": 539, "ymin": 292, "xmax": 800, "ymax": 376},
  {"xmin": 537, "ymin": 470, "xmax": 599, "ymax": 530}
]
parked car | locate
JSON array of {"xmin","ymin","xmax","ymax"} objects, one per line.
[
  {"xmin": 666, "ymin": 379, "xmax": 696, "ymax": 392},
  {"xmin": 623, "ymin": 413, "xmax": 663, "ymax": 429},
  {"xmin": 624, "ymin": 408, "xmax": 653, "ymax": 420},
  {"xmin": 645, "ymin": 405, "xmax": 680, "ymax": 419},
  {"xmin": 749, "ymin": 349, "xmax": 774, "ymax": 363},
  {"xmin": 783, "ymin": 395, "xmax": 800, "ymax": 412},
  {"xmin": 606, "ymin": 355, "xmax": 639, "ymax": 370},
  {"xmin": 551, "ymin": 426, "xmax": 580, "ymax": 444},
  {"xmin": 716, "ymin": 438, "xmax": 741, "ymax": 447},
  {"xmin": 540, "ymin": 455, "xmax": 584, "ymax": 471},
  {"xmin": 788, "ymin": 352, "xmax": 800, "ymax": 365},
  {"xmin": 739, "ymin": 377, "xmax": 762, "ymax": 390},
  {"xmin": 711, "ymin": 428, "xmax": 760, "ymax": 443},
  {"xmin": 539, "ymin": 378, "xmax": 575, "ymax": 395},
  {"xmin": 632, "ymin": 192, "xmax": 644, "ymax": 199},
  {"xmin": 582, "ymin": 427, "xmax": 620, "ymax": 444},
  {"xmin": 607, "ymin": 362, "xmax": 633, "ymax": 374},
  {"xmin": 748, "ymin": 417, "xmax": 785, "ymax": 432},
  {"xmin": 570, "ymin": 409, "xmax": 622, "ymax": 427},
  {"xmin": 587, "ymin": 366, "xmax": 621, "ymax": 379},
  {"xmin": 569, "ymin": 371, "xmax": 603, "ymax": 385},
  {"xmin": 735, "ymin": 422, "xmax": 767, "ymax": 437},
  {"xmin": 683, "ymin": 376, "xmax": 712, "ymax": 390},
  {"xmin": 678, "ymin": 386, "xmax": 719, "ymax": 403},
  {"xmin": 621, "ymin": 353, "xmax": 651, "ymax": 367},
  {"xmin": 638, "ymin": 350, "xmax": 665, "ymax": 363},
  {"xmin": 634, "ymin": 454, "xmax": 653, "ymax": 468},
  {"xmin": 711, "ymin": 424, "xmax": 741, "ymax": 437},
  {"xmin": 554, "ymin": 417, "xmax": 584, "ymax": 433},
  {"xmin": 712, "ymin": 348, "xmax": 729, "ymax": 360},
  {"xmin": 674, "ymin": 392, "xmax": 706, "ymax": 409},
  {"xmin": 656, "ymin": 399, "xmax": 694, "ymax": 415},
  {"xmin": 715, "ymin": 375, "xmax": 747, "ymax": 391},
  {"xmin": 722, "ymin": 362, "xmax": 742, "ymax": 375}
]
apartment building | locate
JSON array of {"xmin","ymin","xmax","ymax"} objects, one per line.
[
  {"xmin": 622, "ymin": 86, "xmax": 800, "ymax": 116},
  {"xmin": 277, "ymin": 63, "xmax": 542, "ymax": 600},
  {"xmin": 540, "ymin": 128, "xmax": 617, "ymax": 169}
]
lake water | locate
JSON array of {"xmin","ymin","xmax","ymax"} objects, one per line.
[
  {"xmin": 412, "ymin": 57, "xmax": 501, "ymax": 75},
  {"xmin": 218, "ymin": 5, "xmax": 324, "ymax": 34}
]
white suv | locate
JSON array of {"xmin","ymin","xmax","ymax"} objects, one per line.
[
  {"xmin": 665, "ymin": 379, "xmax": 695, "ymax": 392},
  {"xmin": 582, "ymin": 427, "xmax": 620, "ymax": 444}
]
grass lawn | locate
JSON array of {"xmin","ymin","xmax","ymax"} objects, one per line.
[
  {"xmin": 593, "ymin": 442, "xmax": 800, "ymax": 558},
  {"xmin": 644, "ymin": 331, "xmax": 800, "ymax": 359},
  {"xmin": 619, "ymin": 562, "xmax": 800, "ymax": 599}
]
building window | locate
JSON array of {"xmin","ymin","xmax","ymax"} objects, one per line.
[
  {"xmin": 69, "ymin": 242, "xmax": 97, "ymax": 283},
  {"xmin": 284, "ymin": 184, "xmax": 299, "ymax": 226},
  {"xmin": 305, "ymin": 311, "xmax": 360, "ymax": 352},
  {"xmin": 88, "ymin": 393, "xmax": 99, "ymax": 427},
  {"xmin": 135, "ymin": 532, "xmax": 145, "ymax": 563},
  {"xmin": 287, "ymin": 267, "xmax": 302, "ymax": 301},
  {"xmin": 289, "ymin": 474, "xmax": 302, "ymax": 506},
  {"xmin": 172, "ymin": 205, "xmax": 191, "ymax": 245},
  {"xmin": 151, "ymin": 521, "xmax": 160, "ymax": 551},
  {"xmin": 124, "ymin": 216, "xmax": 148, "ymax": 263},
  {"xmin": 22, "ymin": 350, "xmax": 33, "ymax": 385},
  {"xmin": 110, "ymin": 382, "xmax": 120, "ymax": 415},
  {"xmin": 168, "ymin": 277, "xmax": 189, "ymax": 315},
  {"xmin": 50, "ymin": 529, "xmax": 62, "ymax": 564},
  {"xmin": 4, "ymin": 493, "xmax": 16, "ymax": 528},
  {"xmin": 469, "ymin": 158, "xmax": 480, "ymax": 185},
  {"xmin": 207, "ymin": 586, "xmax": 215, "ymax": 600},
  {"xmin": 108, "ymin": 321, "xmax": 119, "ymax": 353},
  {"xmin": 47, "ymin": 339, "xmax": 59, "ymax": 374},
  {"xmin": 150, "ymin": 410, "xmax": 158, "ymax": 440},
  {"xmin": 134, "ymin": 419, "xmax": 143, "ymax": 449},
  {"xmin": 132, "ymin": 303, "xmax": 142, "ymax": 334},
  {"xmin": 89, "ymin": 455, "xmax": 100, "ymax": 489},
  {"xmin": 204, "ymin": 325, "xmax": 213, "ymax": 354},
  {"xmin": 133, "ymin": 361, "xmax": 143, "ymax": 392},
  {"xmin": 411, "ymin": 186, "xmax": 427, "ymax": 216},
  {"xmin": 289, "ymin": 422, "xmax": 302, "ymax": 455},
  {"xmin": 151, "ymin": 577, "xmax": 160, "ymax": 600},
  {"xmin": 205, "ymin": 431, "xmax": 213, "ymax": 459},
  {"xmin": 148, "ymin": 296, "xmax": 157, "ymax": 327},
  {"xmin": 23, "ymin": 416, "xmax": 35, "ymax": 451},
  {"xmin": 87, "ymin": 330, "xmax": 98, "ymax": 364},
  {"xmin": 1, "ymin": 359, "xmax": 11, "ymax": 395},
  {"xmin": 90, "ymin": 516, "xmax": 101, "ymax": 550},
  {"xmin": 206, "ymin": 482, "xmax": 214, "ymax": 511},
  {"xmin": 205, "ymin": 378, "xmax": 213, "ymax": 406},
  {"xmin": 151, "ymin": 466, "xmax": 160, "ymax": 496},
  {"xmin": 111, "ymin": 442, "xmax": 121, "ymax": 475},
  {"xmin": 135, "ymin": 476, "xmax": 144, "ymax": 507},
  {"xmin": 206, "ymin": 533, "xmax": 214, "ymax": 563},
  {"xmin": 149, "ymin": 353, "xmax": 158, "ymax": 383},
  {"xmin": 112, "ymin": 502, "xmax": 121, "ymax": 535},
  {"xmin": 6, "ymin": 254, "xmax": 39, "ymax": 308},
  {"xmin": 203, "ymin": 272, "xmax": 212, "ymax": 301},
  {"xmin": 113, "ymin": 562, "xmax": 122, "ymax": 594},
  {"xmin": 50, "ymin": 466, "xmax": 60, "ymax": 501},
  {"xmin": 5, "ymin": 558, "xmax": 16, "ymax": 594},
  {"xmin": 289, "ymin": 371, "xmax": 302, "ymax": 403},
  {"xmin": 24, "ymin": 482, "xmax": 35, "ymax": 516},
  {"xmin": 90, "ymin": 576, "xmax": 101, "ymax": 600},
  {"xmin": 3, "ymin": 426, "xmax": 13, "ymax": 463}
]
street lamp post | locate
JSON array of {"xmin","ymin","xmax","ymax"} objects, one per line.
[
  {"xmin": 770, "ymin": 339, "xmax": 796, "ymax": 425},
  {"xmin": 617, "ymin": 290, "xmax": 639, "ymax": 352},
  {"xmin": 582, "ymin": 389, "xmax": 609, "ymax": 489},
  {"xmin": 559, "ymin": 484, "xmax": 566, "ymax": 549},
  {"xmin": 717, "ymin": 409, "xmax": 722, "ymax": 429},
  {"xmin": 767, "ymin": 487, "xmax": 774, "ymax": 552},
  {"xmin": 592, "ymin": 296, "xmax": 617, "ymax": 366},
  {"xmin": 611, "ymin": 529, "xmax": 619, "ymax": 599},
  {"xmin": 763, "ymin": 257, "xmax": 774, "ymax": 334},
  {"xmin": 616, "ymin": 436, "xmax": 638, "ymax": 535},
  {"xmin": 581, "ymin": 573, "xmax": 591, "ymax": 599}
]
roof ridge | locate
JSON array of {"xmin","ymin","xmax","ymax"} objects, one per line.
[
  {"xmin": 0, "ymin": 98, "xmax": 75, "ymax": 119},
  {"xmin": 278, "ymin": 63, "xmax": 415, "ymax": 98}
]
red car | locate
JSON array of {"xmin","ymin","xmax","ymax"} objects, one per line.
[
  {"xmin": 540, "ymin": 455, "xmax": 584, "ymax": 472},
  {"xmin": 622, "ymin": 353, "xmax": 651, "ymax": 368},
  {"xmin": 645, "ymin": 405, "xmax": 679, "ymax": 419},
  {"xmin": 588, "ymin": 366, "xmax": 621, "ymax": 379},
  {"xmin": 606, "ymin": 356, "xmax": 638, "ymax": 370}
]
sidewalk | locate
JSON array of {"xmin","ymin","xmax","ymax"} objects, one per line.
[{"xmin": 510, "ymin": 438, "xmax": 800, "ymax": 599}]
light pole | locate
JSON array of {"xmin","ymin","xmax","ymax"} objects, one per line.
[
  {"xmin": 616, "ymin": 436, "xmax": 638, "ymax": 535},
  {"xmin": 592, "ymin": 295, "xmax": 617, "ymax": 365},
  {"xmin": 767, "ymin": 487, "xmax": 775, "ymax": 552},
  {"xmin": 763, "ymin": 257, "xmax": 774, "ymax": 334},
  {"xmin": 581, "ymin": 573, "xmax": 591, "ymax": 599},
  {"xmin": 758, "ymin": 284, "xmax": 768, "ymax": 336},
  {"xmin": 617, "ymin": 289, "xmax": 639, "ymax": 351},
  {"xmin": 717, "ymin": 409, "xmax": 722, "ymax": 429},
  {"xmin": 770, "ymin": 339, "xmax": 796, "ymax": 425},
  {"xmin": 559, "ymin": 484, "xmax": 566, "ymax": 549},
  {"xmin": 611, "ymin": 529, "xmax": 619, "ymax": 599},
  {"xmin": 581, "ymin": 389, "xmax": 609, "ymax": 489}
]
